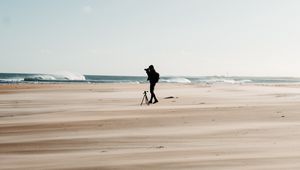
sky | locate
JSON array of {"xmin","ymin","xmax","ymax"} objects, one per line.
[{"xmin": 1, "ymin": 0, "xmax": 300, "ymax": 76}]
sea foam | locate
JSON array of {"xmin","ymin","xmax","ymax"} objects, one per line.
[
  {"xmin": 160, "ymin": 77, "xmax": 192, "ymax": 83},
  {"xmin": 24, "ymin": 71, "xmax": 86, "ymax": 81},
  {"xmin": 52, "ymin": 71, "xmax": 86, "ymax": 80}
]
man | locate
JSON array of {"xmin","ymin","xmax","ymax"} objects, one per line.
[{"xmin": 145, "ymin": 65, "xmax": 159, "ymax": 104}]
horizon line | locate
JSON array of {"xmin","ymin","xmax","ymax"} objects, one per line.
[{"xmin": 1, "ymin": 72, "xmax": 300, "ymax": 78}]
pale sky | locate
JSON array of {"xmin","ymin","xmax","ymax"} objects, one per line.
[{"xmin": 1, "ymin": 0, "xmax": 300, "ymax": 76}]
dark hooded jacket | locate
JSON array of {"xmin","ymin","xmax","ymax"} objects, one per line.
[{"xmin": 146, "ymin": 70, "xmax": 159, "ymax": 84}]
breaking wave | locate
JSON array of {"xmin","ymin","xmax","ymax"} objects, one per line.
[
  {"xmin": 160, "ymin": 77, "xmax": 192, "ymax": 83},
  {"xmin": 24, "ymin": 72, "xmax": 86, "ymax": 82},
  {"xmin": 196, "ymin": 78, "xmax": 252, "ymax": 84},
  {"xmin": 53, "ymin": 71, "xmax": 86, "ymax": 80}
]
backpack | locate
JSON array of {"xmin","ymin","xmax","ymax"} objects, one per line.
[{"xmin": 154, "ymin": 72, "xmax": 160, "ymax": 83}]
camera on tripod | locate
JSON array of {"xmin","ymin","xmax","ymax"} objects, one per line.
[{"xmin": 140, "ymin": 90, "xmax": 149, "ymax": 106}]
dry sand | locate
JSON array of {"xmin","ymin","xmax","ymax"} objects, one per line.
[{"xmin": 1, "ymin": 83, "xmax": 300, "ymax": 170}]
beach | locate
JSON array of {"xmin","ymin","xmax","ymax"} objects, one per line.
[{"xmin": 1, "ymin": 83, "xmax": 300, "ymax": 170}]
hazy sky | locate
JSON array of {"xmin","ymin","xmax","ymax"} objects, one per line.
[{"xmin": 1, "ymin": 0, "xmax": 300, "ymax": 76}]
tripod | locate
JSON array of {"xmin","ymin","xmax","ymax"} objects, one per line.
[{"xmin": 140, "ymin": 91, "xmax": 149, "ymax": 106}]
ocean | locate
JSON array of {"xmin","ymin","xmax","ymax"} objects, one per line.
[{"xmin": 1, "ymin": 72, "xmax": 300, "ymax": 84}]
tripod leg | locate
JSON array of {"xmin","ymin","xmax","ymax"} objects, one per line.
[
  {"xmin": 140, "ymin": 96, "xmax": 145, "ymax": 106},
  {"xmin": 145, "ymin": 95, "xmax": 149, "ymax": 105}
]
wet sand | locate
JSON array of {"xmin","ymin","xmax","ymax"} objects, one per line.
[{"xmin": 1, "ymin": 83, "xmax": 300, "ymax": 170}]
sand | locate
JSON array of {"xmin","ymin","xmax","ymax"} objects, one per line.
[{"xmin": 1, "ymin": 83, "xmax": 300, "ymax": 170}]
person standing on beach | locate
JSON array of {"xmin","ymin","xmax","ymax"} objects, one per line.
[{"xmin": 145, "ymin": 65, "xmax": 159, "ymax": 104}]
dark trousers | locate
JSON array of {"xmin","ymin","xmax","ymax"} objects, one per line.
[{"xmin": 150, "ymin": 83, "xmax": 158, "ymax": 102}]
